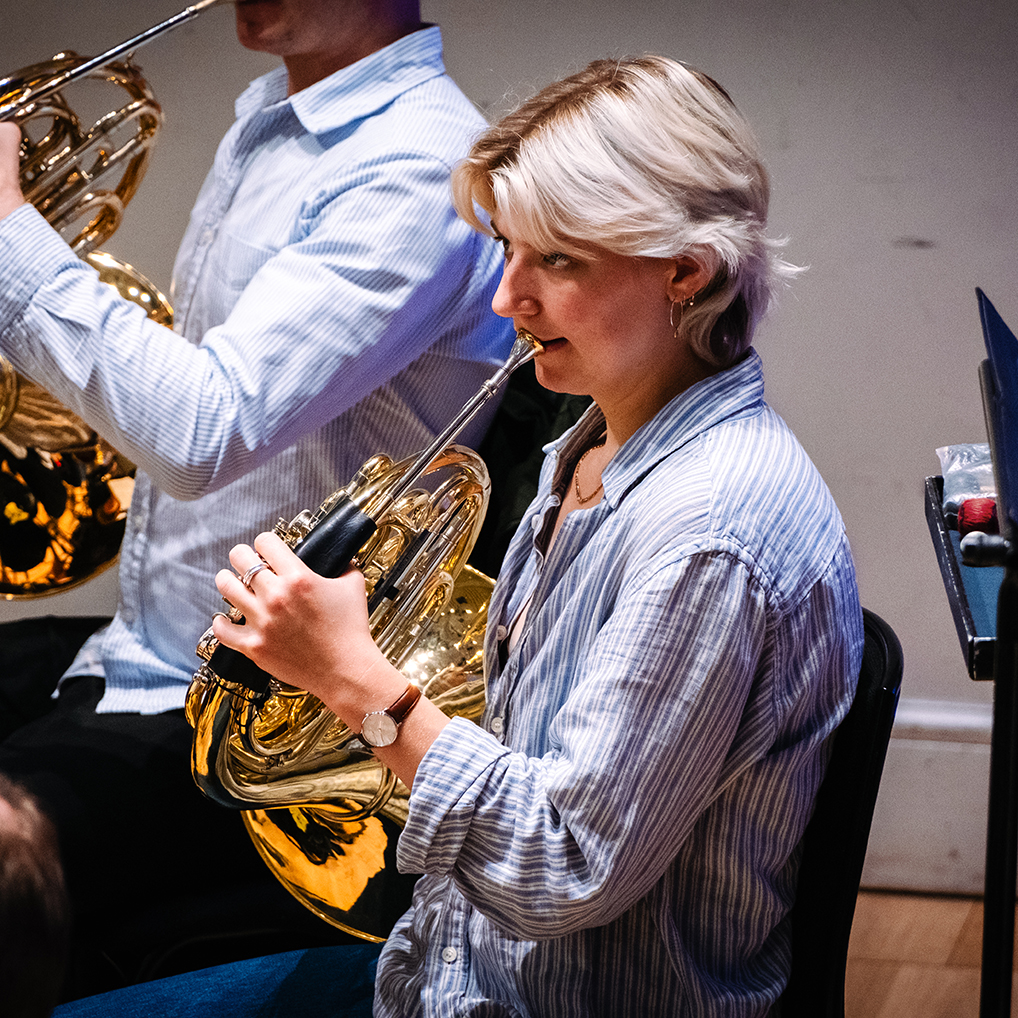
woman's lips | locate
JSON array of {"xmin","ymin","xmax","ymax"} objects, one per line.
[{"xmin": 515, "ymin": 328, "xmax": 566, "ymax": 352}]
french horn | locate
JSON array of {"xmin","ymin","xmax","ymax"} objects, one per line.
[
  {"xmin": 0, "ymin": 2, "xmax": 220, "ymax": 597},
  {"xmin": 187, "ymin": 330, "xmax": 543, "ymax": 941}
]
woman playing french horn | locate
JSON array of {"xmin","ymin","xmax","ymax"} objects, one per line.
[{"xmin": 58, "ymin": 55, "xmax": 863, "ymax": 1018}]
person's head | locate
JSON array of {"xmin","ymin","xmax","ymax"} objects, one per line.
[
  {"xmin": 0, "ymin": 775, "xmax": 70, "ymax": 1018},
  {"xmin": 453, "ymin": 56, "xmax": 799, "ymax": 369},
  {"xmin": 234, "ymin": 0, "xmax": 423, "ymax": 94}
]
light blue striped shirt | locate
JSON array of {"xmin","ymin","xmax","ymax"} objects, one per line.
[
  {"xmin": 377, "ymin": 350, "xmax": 863, "ymax": 1017},
  {"xmin": 0, "ymin": 27, "xmax": 514, "ymax": 712}
]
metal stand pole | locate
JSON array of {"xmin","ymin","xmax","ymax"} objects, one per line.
[{"xmin": 981, "ymin": 561, "xmax": 1018, "ymax": 1018}]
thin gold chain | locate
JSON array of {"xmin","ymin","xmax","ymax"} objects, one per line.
[{"xmin": 574, "ymin": 439, "xmax": 607, "ymax": 505}]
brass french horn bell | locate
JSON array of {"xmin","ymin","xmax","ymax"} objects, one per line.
[
  {"xmin": 0, "ymin": 2, "xmax": 221, "ymax": 598},
  {"xmin": 187, "ymin": 331, "xmax": 544, "ymax": 941}
]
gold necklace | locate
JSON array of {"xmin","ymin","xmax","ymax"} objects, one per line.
[{"xmin": 573, "ymin": 439, "xmax": 606, "ymax": 505}]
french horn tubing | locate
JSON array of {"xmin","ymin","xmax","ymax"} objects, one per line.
[
  {"xmin": 0, "ymin": 2, "xmax": 221, "ymax": 597},
  {"xmin": 187, "ymin": 330, "xmax": 544, "ymax": 941}
]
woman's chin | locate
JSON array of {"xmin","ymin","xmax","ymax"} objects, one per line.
[{"xmin": 534, "ymin": 354, "xmax": 591, "ymax": 398}]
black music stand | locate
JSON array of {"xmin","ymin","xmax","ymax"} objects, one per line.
[{"xmin": 961, "ymin": 288, "xmax": 1018, "ymax": 1018}]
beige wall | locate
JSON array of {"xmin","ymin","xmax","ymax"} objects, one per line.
[{"xmin": 3, "ymin": 0, "xmax": 1017, "ymax": 723}]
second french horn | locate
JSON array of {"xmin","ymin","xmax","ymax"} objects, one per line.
[{"xmin": 0, "ymin": 3, "xmax": 218, "ymax": 597}]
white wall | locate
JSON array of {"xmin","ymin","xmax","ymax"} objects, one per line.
[{"xmin": 2, "ymin": 0, "xmax": 1016, "ymax": 891}]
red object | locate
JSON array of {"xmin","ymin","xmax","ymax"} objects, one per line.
[{"xmin": 958, "ymin": 497, "xmax": 998, "ymax": 536}]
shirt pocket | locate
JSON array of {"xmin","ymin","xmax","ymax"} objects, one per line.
[{"xmin": 199, "ymin": 229, "xmax": 277, "ymax": 328}]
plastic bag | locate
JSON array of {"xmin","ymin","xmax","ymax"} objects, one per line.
[{"xmin": 936, "ymin": 443, "xmax": 998, "ymax": 534}]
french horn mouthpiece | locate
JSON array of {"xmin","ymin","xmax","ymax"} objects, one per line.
[{"xmin": 516, "ymin": 328, "xmax": 545, "ymax": 353}]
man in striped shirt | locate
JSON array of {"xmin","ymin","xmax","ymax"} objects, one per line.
[{"xmin": 0, "ymin": 0, "xmax": 513, "ymax": 998}]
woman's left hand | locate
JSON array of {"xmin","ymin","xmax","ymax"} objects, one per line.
[{"xmin": 212, "ymin": 531, "xmax": 404, "ymax": 726}]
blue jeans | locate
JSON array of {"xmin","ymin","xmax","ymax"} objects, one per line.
[{"xmin": 52, "ymin": 943, "xmax": 383, "ymax": 1018}]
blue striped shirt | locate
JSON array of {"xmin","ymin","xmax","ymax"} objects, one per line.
[
  {"xmin": 0, "ymin": 27, "xmax": 514, "ymax": 712},
  {"xmin": 376, "ymin": 350, "xmax": 863, "ymax": 1017}
]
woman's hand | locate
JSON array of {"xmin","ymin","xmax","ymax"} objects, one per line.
[
  {"xmin": 212, "ymin": 530, "xmax": 406, "ymax": 728},
  {"xmin": 212, "ymin": 530, "xmax": 452, "ymax": 789},
  {"xmin": 0, "ymin": 122, "xmax": 27, "ymax": 220}
]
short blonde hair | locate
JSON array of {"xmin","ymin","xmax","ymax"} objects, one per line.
[{"xmin": 453, "ymin": 56, "xmax": 799, "ymax": 367}]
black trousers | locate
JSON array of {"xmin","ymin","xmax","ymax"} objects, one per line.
[{"xmin": 0, "ymin": 617, "xmax": 357, "ymax": 1002}]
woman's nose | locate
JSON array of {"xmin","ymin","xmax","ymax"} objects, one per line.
[{"xmin": 491, "ymin": 260, "xmax": 537, "ymax": 320}]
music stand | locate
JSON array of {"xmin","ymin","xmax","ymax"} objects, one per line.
[{"xmin": 965, "ymin": 287, "xmax": 1018, "ymax": 1018}]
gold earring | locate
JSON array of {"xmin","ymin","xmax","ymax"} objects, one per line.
[{"xmin": 669, "ymin": 293, "xmax": 697, "ymax": 339}]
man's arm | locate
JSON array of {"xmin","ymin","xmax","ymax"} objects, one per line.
[{"xmin": 0, "ymin": 148, "xmax": 500, "ymax": 500}]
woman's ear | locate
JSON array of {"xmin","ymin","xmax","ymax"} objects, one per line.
[{"xmin": 666, "ymin": 255, "xmax": 712, "ymax": 304}]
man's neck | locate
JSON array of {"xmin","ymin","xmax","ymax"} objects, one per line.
[{"xmin": 284, "ymin": 18, "xmax": 423, "ymax": 96}]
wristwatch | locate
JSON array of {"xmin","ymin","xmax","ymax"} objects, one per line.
[{"xmin": 359, "ymin": 682, "xmax": 422, "ymax": 748}]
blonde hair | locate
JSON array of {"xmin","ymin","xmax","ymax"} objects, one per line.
[{"xmin": 453, "ymin": 56, "xmax": 800, "ymax": 367}]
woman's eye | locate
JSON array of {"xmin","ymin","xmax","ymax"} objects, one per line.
[
  {"xmin": 493, "ymin": 233, "xmax": 511, "ymax": 257},
  {"xmin": 543, "ymin": 252, "xmax": 570, "ymax": 267}
]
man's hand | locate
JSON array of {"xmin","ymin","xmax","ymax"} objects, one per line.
[{"xmin": 0, "ymin": 122, "xmax": 27, "ymax": 220}]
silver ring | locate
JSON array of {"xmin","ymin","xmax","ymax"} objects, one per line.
[{"xmin": 240, "ymin": 560, "xmax": 272, "ymax": 590}]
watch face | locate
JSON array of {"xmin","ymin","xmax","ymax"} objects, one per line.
[{"xmin": 361, "ymin": 712, "xmax": 398, "ymax": 748}]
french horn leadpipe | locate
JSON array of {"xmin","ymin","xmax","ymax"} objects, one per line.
[
  {"xmin": 0, "ymin": 0, "xmax": 226, "ymax": 122},
  {"xmin": 208, "ymin": 328, "xmax": 544, "ymax": 694}
]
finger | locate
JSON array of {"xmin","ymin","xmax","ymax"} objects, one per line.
[
  {"xmin": 226, "ymin": 542, "xmax": 258, "ymax": 573},
  {"xmin": 252, "ymin": 530, "xmax": 301, "ymax": 576},
  {"xmin": 0, "ymin": 129, "xmax": 26, "ymax": 218},
  {"xmin": 221, "ymin": 541, "xmax": 272, "ymax": 592},
  {"xmin": 0, "ymin": 121, "xmax": 22, "ymax": 164},
  {"xmin": 214, "ymin": 565, "xmax": 249, "ymax": 610},
  {"xmin": 211, "ymin": 605, "xmax": 248, "ymax": 651}
]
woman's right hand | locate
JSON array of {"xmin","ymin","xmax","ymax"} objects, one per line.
[
  {"xmin": 212, "ymin": 530, "xmax": 404, "ymax": 728},
  {"xmin": 212, "ymin": 530, "xmax": 451, "ymax": 789}
]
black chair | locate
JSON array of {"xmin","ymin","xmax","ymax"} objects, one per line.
[{"xmin": 779, "ymin": 607, "xmax": 903, "ymax": 1018}]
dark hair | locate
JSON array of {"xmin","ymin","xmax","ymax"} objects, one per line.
[{"xmin": 0, "ymin": 775, "xmax": 70, "ymax": 1018}]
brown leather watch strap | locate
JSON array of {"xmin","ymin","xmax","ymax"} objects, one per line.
[{"xmin": 386, "ymin": 682, "xmax": 422, "ymax": 725}]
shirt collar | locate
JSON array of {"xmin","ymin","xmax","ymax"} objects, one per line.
[
  {"xmin": 549, "ymin": 349, "xmax": 766, "ymax": 505},
  {"xmin": 234, "ymin": 24, "xmax": 447, "ymax": 135}
]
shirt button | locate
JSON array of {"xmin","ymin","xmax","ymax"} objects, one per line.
[
  {"xmin": 495, "ymin": 625, "xmax": 508, "ymax": 641},
  {"xmin": 490, "ymin": 716, "xmax": 504, "ymax": 735},
  {"xmin": 441, "ymin": 946, "xmax": 458, "ymax": 963}
]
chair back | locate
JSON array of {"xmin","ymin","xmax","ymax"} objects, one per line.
[{"xmin": 779, "ymin": 607, "xmax": 903, "ymax": 1018}]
